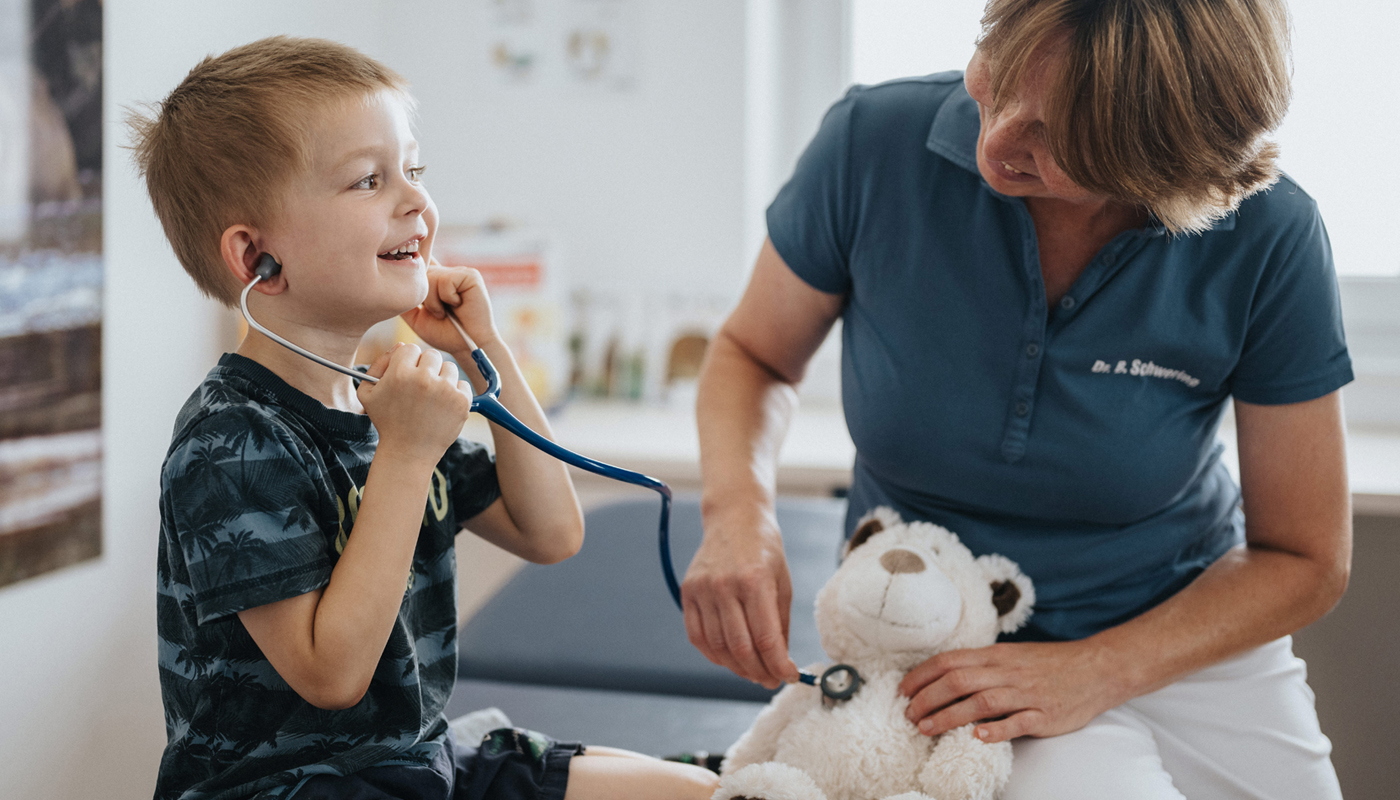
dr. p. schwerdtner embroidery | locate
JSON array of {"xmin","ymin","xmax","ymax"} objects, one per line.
[{"xmin": 1091, "ymin": 359, "xmax": 1201, "ymax": 388}]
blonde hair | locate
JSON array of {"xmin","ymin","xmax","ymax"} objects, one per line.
[
  {"xmin": 126, "ymin": 36, "xmax": 413, "ymax": 306},
  {"xmin": 978, "ymin": 0, "xmax": 1291, "ymax": 234}
]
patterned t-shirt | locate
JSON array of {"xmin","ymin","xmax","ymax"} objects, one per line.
[{"xmin": 154, "ymin": 354, "xmax": 501, "ymax": 800}]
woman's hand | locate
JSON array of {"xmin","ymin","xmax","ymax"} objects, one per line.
[
  {"xmin": 686, "ymin": 238, "xmax": 844, "ymax": 689},
  {"xmin": 899, "ymin": 639, "xmax": 1130, "ymax": 744},
  {"xmin": 681, "ymin": 508, "xmax": 802, "ymax": 690},
  {"xmin": 400, "ymin": 264, "xmax": 501, "ymax": 357}
]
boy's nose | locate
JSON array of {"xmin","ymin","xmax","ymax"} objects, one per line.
[{"xmin": 400, "ymin": 183, "xmax": 431, "ymax": 215}]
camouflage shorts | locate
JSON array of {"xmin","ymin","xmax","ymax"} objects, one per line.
[{"xmin": 294, "ymin": 727, "xmax": 583, "ymax": 800}]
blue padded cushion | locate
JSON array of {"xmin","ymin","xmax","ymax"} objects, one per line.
[
  {"xmin": 446, "ymin": 678, "xmax": 767, "ymax": 755},
  {"xmin": 458, "ymin": 495, "xmax": 844, "ymax": 702}
]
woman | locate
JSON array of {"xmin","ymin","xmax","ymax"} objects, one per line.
[{"xmin": 682, "ymin": 0, "xmax": 1350, "ymax": 797}]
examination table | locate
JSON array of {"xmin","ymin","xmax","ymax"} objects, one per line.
[{"xmin": 445, "ymin": 495, "xmax": 845, "ymax": 755}]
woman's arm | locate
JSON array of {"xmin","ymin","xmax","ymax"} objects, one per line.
[
  {"xmin": 900, "ymin": 391, "xmax": 1352, "ymax": 742},
  {"xmin": 684, "ymin": 238, "xmax": 845, "ymax": 689}
]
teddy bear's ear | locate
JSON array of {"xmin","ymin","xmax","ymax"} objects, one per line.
[
  {"xmin": 843, "ymin": 506, "xmax": 903, "ymax": 559},
  {"xmin": 976, "ymin": 554, "xmax": 1035, "ymax": 634}
]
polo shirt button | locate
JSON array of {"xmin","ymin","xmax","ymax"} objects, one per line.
[
  {"xmin": 1060, "ymin": 296, "xmax": 1076, "ymax": 310},
  {"xmin": 1025, "ymin": 343, "xmax": 1040, "ymax": 357},
  {"xmin": 1015, "ymin": 402, "xmax": 1030, "ymax": 417}
]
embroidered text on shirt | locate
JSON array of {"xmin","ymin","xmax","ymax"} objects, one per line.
[{"xmin": 1092, "ymin": 359, "xmax": 1201, "ymax": 388}]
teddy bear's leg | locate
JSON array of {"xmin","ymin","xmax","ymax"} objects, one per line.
[
  {"xmin": 712, "ymin": 762, "xmax": 829, "ymax": 800},
  {"xmin": 918, "ymin": 724, "xmax": 1013, "ymax": 800}
]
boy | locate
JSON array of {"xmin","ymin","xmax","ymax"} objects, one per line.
[{"xmin": 131, "ymin": 36, "xmax": 718, "ymax": 800}]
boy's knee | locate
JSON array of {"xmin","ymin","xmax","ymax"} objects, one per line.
[{"xmin": 675, "ymin": 763, "xmax": 720, "ymax": 799}]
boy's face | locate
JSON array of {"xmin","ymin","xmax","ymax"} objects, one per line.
[{"xmin": 264, "ymin": 90, "xmax": 436, "ymax": 333}]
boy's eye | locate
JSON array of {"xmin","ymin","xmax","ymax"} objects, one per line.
[
  {"xmin": 407, "ymin": 165, "xmax": 427, "ymax": 183},
  {"xmin": 353, "ymin": 173, "xmax": 379, "ymax": 190}
]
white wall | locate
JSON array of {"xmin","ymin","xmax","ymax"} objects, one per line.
[
  {"xmin": 391, "ymin": 0, "xmax": 751, "ymax": 298},
  {"xmin": 0, "ymin": 2, "xmax": 760, "ymax": 798}
]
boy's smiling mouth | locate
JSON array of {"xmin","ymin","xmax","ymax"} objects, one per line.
[{"xmin": 378, "ymin": 236, "xmax": 422, "ymax": 261}]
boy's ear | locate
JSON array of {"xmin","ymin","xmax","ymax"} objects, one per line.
[{"xmin": 221, "ymin": 225, "xmax": 284, "ymax": 294}]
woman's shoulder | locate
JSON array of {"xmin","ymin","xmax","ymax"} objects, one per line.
[
  {"xmin": 1232, "ymin": 173, "xmax": 1322, "ymax": 233},
  {"xmin": 837, "ymin": 70, "xmax": 968, "ymax": 125},
  {"xmin": 846, "ymin": 70, "xmax": 967, "ymax": 101},
  {"xmin": 823, "ymin": 70, "xmax": 972, "ymax": 170}
]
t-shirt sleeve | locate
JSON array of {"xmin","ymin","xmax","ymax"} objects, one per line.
[
  {"xmin": 162, "ymin": 409, "xmax": 332, "ymax": 625},
  {"xmin": 1229, "ymin": 201, "xmax": 1354, "ymax": 405},
  {"xmin": 441, "ymin": 437, "xmax": 501, "ymax": 526},
  {"xmin": 765, "ymin": 89, "xmax": 859, "ymax": 295}
]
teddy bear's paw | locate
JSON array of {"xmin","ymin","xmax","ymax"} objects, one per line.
[
  {"xmin": 921, "ymin": 757, "xmax": 1006, "ymax": 800},
  {"xmin": 920, "ymin": 724, "xmax": 1011, "ymax": 800},
  {"xmin": 712, "ymin": 762, "xmax": 828, "ymax": 800}
]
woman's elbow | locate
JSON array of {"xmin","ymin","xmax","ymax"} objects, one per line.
[{"xmin": 1318, "ymin": 555, "xmax": 1351, "ymax": 614}]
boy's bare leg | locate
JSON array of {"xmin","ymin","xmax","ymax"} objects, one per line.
[
  {"xmin": 563, "ymin": 748, "xmax": 718, "ymax": 800},
  {"xmin": 573, "ymin": 746, "xmax": 663, "ymax": 759}
]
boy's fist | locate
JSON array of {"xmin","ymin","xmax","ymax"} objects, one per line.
[
  {"xmin": 357, "ymin": 343, "xmax": 472, "ymax": 464},
  {"xmin": 401, "ymin": 265, "xmax": 499, "ymax": 358}
]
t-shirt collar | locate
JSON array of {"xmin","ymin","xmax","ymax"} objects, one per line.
[
  {"xmin": 924, "ymin": 76, "xmax": 1234, "ymax": 234},
  {"xmin": 217, "ymin": 352, "xmax": 375, "ymax": 438}
]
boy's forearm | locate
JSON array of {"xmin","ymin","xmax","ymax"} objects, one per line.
[
  {"xmin": 302, "ymin": 449, "xmax": 437, "ymax": 704},
  {"xmin": 455, "ymin": 339, "xmax": 582, "ymax": 562}
]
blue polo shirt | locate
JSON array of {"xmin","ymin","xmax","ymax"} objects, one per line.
[{"xmin": 768, "ymin": 72, "xmax": 1352, "ymax": 641}]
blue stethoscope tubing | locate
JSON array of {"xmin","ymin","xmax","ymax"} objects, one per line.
[{"xmin": 241, "ymin": 254, "xmax": 819, "ymax": 688}]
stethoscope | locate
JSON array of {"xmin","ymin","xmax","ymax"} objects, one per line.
[{"xmin": 242, "ymin": 253, "xmax": 863, "ymax": 700}]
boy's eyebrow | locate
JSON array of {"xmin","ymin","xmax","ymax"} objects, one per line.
[{"xmin": 332, "ymin": 141, "xmax": 420, "ymax": 171}]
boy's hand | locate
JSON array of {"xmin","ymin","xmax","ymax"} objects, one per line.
[
  {"xmin": 401, "ymin": 265, "xmax": 500, "ymax": 356},
  {"xmin": 357, "ymin": 343, "xmax": 472, "ymax": 464}
]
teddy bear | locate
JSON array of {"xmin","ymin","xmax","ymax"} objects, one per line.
[{"xmin": 712, "ymin": 507, "xmax": 1035, "ymax": 800}]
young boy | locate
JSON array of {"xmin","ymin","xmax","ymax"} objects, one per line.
[{"xmin": 132, "ymin": 36, "xmax": 719, "ymax": 800}]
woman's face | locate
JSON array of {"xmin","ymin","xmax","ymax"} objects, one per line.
[{"xmin": 965, "ymin": 40, "xmax": 1102, "ymax": 206}]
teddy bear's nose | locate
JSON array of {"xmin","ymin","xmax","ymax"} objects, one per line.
[{"xmin": 879, "ymin": 548, "xmax": 926, "ymax": 574}]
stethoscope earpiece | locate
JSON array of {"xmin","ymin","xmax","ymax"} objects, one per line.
[{"xmin": 254, "ymin": 253, "xmax": 281, "ymax": 280}]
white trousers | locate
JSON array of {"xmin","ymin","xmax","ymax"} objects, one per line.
[{"xmin": 1000, "ymin": 637, "xmax": 1341, "ymax": 800}]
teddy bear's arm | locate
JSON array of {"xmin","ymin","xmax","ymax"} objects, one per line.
[
  {"xmin": 917, "ymin": 724, "xmax": 1013, "ymax": 800},
  {"xmin": 721, "ymin": 681, "xmax": 820, "ymax": 774}
]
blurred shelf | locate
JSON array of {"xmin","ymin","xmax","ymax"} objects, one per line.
[{"xmin": 465, "ymin": 400, "xmax": 1400, "ymax": 515}]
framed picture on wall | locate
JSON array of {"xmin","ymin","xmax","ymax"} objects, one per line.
[{"xmin": 0, "ymin": 0, "xmax": 103, "ymax": 589}]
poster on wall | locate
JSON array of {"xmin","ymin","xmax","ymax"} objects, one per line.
[{"xmin": 0, "ymin": 0, "xmax": 103, "ymax": 589}]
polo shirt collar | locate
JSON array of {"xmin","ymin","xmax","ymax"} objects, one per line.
[
  {"xmin": 924, "ymin": 77, "xmax": 1235, "ymax": 234},
  {"xmin": 925, "ymin": 79, "xmax": 981, "ymax": 176}
]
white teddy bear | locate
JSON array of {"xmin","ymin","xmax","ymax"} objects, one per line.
[{"xmin": 713, "ymin": 507, "xmax": 1035, "ymax": 800}]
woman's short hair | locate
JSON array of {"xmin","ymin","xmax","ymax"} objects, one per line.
[
  {"xmin": 126, "ymin": 36, "xmax": 414, "ymax": 306},
  {"xmin": 978, "ymin": 0, "xmax": 1291, "ymax": 234}
]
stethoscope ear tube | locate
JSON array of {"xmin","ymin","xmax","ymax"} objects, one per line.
[{"xmin": 241, "ymin": 275, "xmax": 380, "ymax": 384}]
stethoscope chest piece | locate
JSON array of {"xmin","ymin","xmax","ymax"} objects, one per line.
[{"xmin": 819, "ymin": 663, "xmax": 864, "ymax": 703}]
